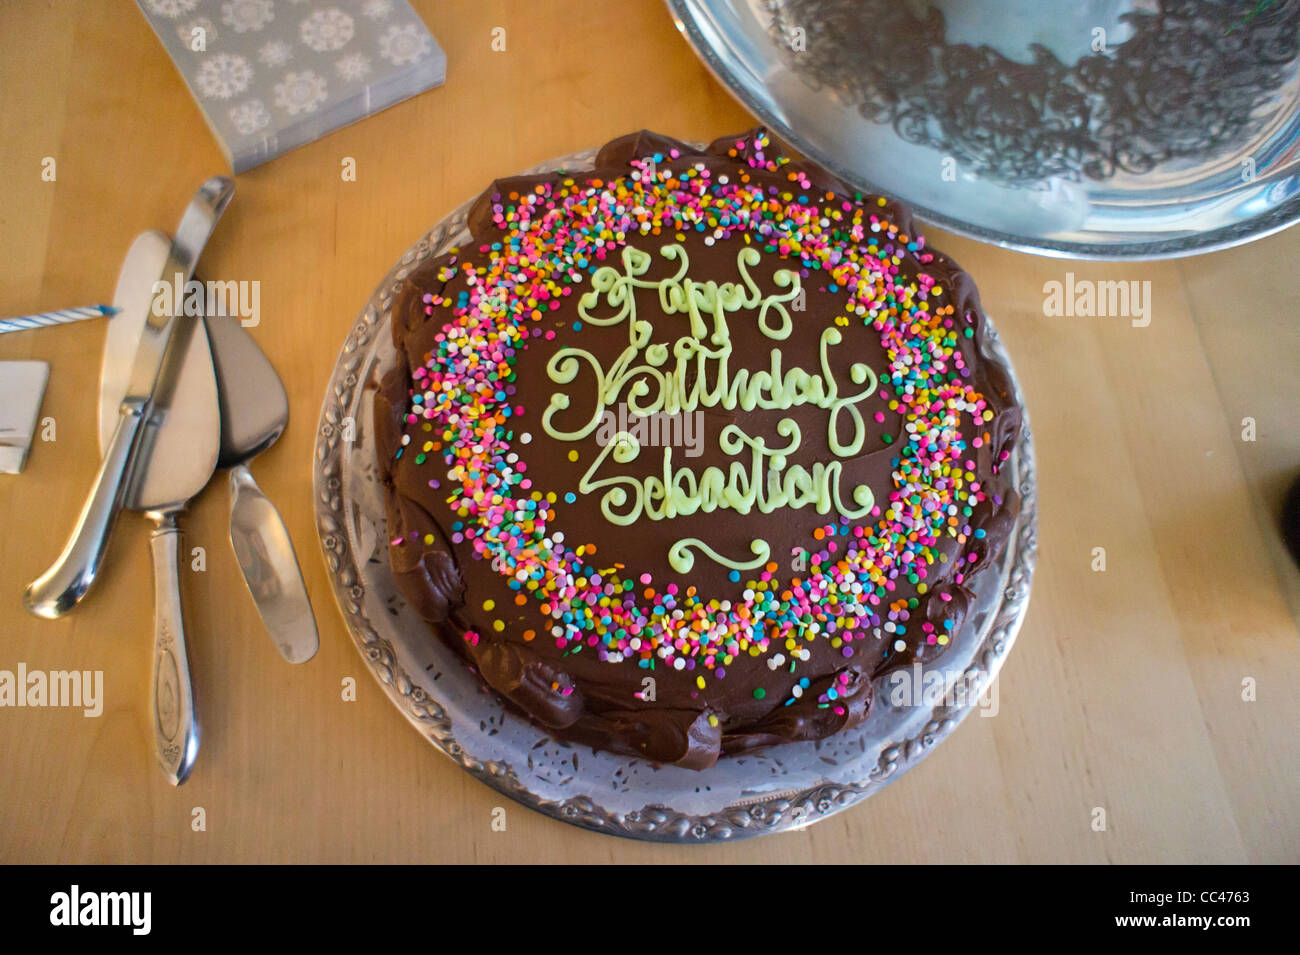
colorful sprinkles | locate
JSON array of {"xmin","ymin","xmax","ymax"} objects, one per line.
[{"xmin": 390, "ymin": 132, "xmax": 999, "ymax": 695}]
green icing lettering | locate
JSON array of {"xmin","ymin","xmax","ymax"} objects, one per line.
[{"xmin": 548, "ymin": 243, "xmax": 880, "ymax": 571}]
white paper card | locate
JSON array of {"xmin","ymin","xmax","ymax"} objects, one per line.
[{"xmin": 0, "ymin": 361, "xmax": 51, "ymax": 474}]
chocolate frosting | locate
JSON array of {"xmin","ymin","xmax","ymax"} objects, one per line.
[{"xmin": 374, "ymin": 128, "xmax": 1021, "ymax": 768}]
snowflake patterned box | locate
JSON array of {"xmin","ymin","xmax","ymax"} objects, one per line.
[{"xmin": 137, "ymin": 0, "xmax": 445, "ymax": 173}]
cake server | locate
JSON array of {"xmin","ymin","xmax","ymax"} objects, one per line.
[
  {"xmin": 126, "ymin": 308, "xmax": 219, "ymax": 785},
  {"xmin": 97, "ymin": 230, "xmax": 223, "ymax": 784},
  {"xmin": 205, "ymin": 313, "xmax": 319, "ymax": 664},
  {"xmin": 24, "ymin": 176, "xmax": 234, "ymax": 618},
  {"xmin": 97, "ymin": 247, "xmax": 220, "ymax": 785}
]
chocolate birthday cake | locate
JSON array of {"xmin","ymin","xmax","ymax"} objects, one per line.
[{"xmin": 375, "ymin": 129, "xmax": 1022, "ymax": 769}]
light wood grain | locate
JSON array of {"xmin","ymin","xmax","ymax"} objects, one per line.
[{"xmin": 1, "ymin": 0, "xmax": 1297, "ymax": 863}]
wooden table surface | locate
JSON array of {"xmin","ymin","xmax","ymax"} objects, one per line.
[{"xmin": 2, "ymin": 0, "xmax": 1298, "ymax": 864}]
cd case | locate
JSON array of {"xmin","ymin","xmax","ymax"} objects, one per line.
[{"xmin": 136, "ymin": 0, "xmax": 446, "ymax": 172}]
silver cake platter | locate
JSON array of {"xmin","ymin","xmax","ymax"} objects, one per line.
[
  {"xmin": 667, "ymin": 0, "xmax": 1300, "ymax": 260},
  {"xmin": 313, "ymin": 148, "xmax": 1038, "ymax": 843}
]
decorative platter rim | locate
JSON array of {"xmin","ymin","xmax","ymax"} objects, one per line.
[
  {"xmin": 312, "ymin": 147, "xmax": 1039, "ymax": 843},
  {"xmin": 666, "ymin": 0, "xmax": 1300, "ymax": 261}
]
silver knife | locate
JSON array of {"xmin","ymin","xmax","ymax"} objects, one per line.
[
  {"xmin": 95, "ymin": 230, "xmax": 221, "ymax": 783},
  {"xmin": 24, "ymin": 177, "xmax": 234, "ymax": 619}
]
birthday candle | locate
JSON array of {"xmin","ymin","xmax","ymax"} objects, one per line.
[{"xmin": 0, "ymin": 304, "xmax": 118, "ymax": 335}]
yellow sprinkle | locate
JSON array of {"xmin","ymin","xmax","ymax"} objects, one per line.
[
  {"xmin": 493, "ymin": 620, "xmax": 505, "ymax": 632},
  {"xmin": 696, "ymin": 676, "xmax": 706, "ymax": 690},
  {"xmin": 707, "ymin": 714, "xmax": 719, "ymax": 727},
  {"xmin": 483, "ymin": 599, "xmax": 495, "ymax": 611},
  {"xmin": 567, "ymin": 450, "xmax": 579, "ymax": 462}
]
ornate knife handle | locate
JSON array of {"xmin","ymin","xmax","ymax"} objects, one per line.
[
  {"xmin": 149, "ymin": 511, "xmax": 199, "ymax": 785},
  {"xmin": 23, "ymin": 400, "xmax": 146, "ymax": 618}
]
